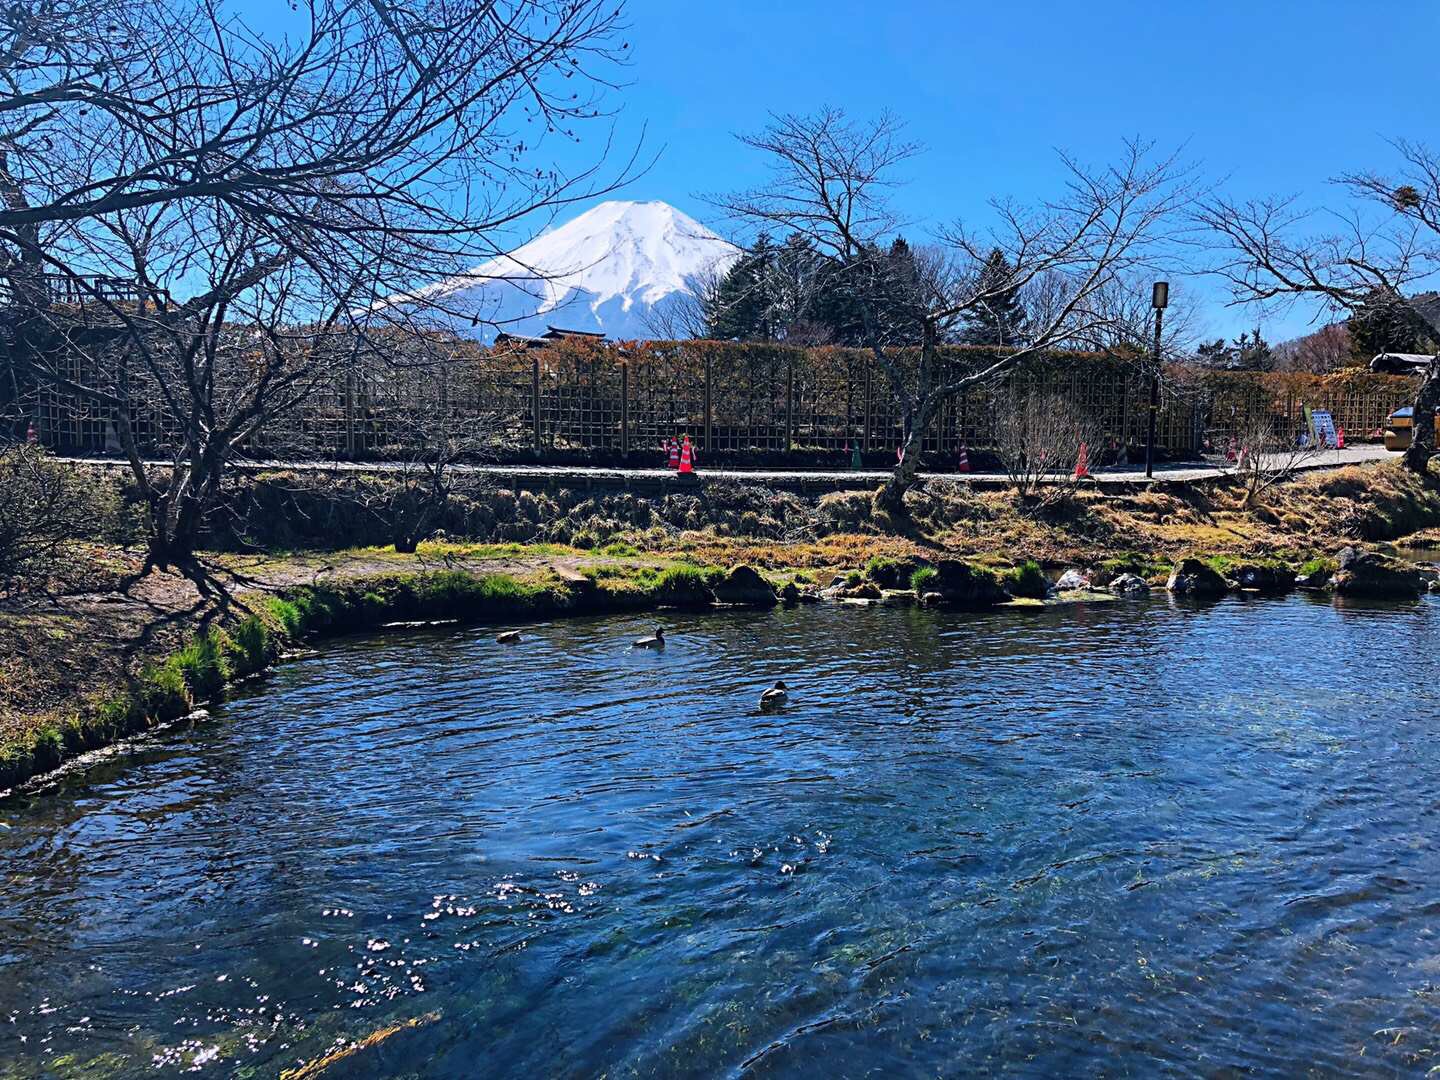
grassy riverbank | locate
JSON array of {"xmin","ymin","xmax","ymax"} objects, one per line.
[{"xmin": 3, "ymin": 459, "xmax": 1440, "ymax": 791}]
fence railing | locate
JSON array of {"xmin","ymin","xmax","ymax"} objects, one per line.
[{"xmin": 15, "ymin": 338, "xmax": 1420, "ymax": 463}]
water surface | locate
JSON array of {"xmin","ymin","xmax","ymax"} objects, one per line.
[{"xmin": 3, "ymin": 595, "xmax": 1440, "ymax": 1077}]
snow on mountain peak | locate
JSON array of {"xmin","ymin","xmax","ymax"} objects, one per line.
[{"xmin": 412, "ymin": 200, "xmax": 738, "ymax": 339}]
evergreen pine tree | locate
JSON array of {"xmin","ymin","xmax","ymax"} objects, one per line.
[
  {"xmin": 959, "ymin": 248, "xmax": 1029, "ymax": 347},
  {"xmin": 1348, "ymin": 287, "xmax": 1439, "ymax": 358},
  {"xmin": 877, "ymin": 237, "xmax": 927, "ymax": 344},
  {"xmin": 704, "ymin": 233, "xmax": 775, "ymax": 340}
]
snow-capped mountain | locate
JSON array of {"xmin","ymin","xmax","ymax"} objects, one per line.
[{"xmin": 400, "ymin": 200, "xmax": 738, "ymax": 341}]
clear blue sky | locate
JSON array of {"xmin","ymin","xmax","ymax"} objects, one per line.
[{"xmin": 533, "ymin": 0, "xmax": 1438, "ymax": 344}]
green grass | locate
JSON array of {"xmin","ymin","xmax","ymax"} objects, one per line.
[
  {"xmin": 864, "ymin": 555, "xmax": 901, "ymax": 582},
  {"xmin": 1004, "ymin": 559, "xmax": 1048, "ymax": 599},
  {"xmin": 910, "ymin": 566, "xmax": 939, "ymax": 594},
  {"xmin": 1098, "ymin": 552, "xmax": 1172, "ymax": 579}
]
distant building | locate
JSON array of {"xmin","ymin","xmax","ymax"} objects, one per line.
[
  {"xmin": 494, "ymin": 325, "xmax": 608, "ymax": 350},
  {"xmin": 1370, "ymin": 352, "xmax": 1436, "ymax": 374}
]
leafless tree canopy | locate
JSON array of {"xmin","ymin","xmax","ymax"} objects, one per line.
[
  {"xmin": 1229, "ymin": 410, "xmax": 1318, "ymax": 508},
  {"xmin": 1271, "ymin": 323, "xmax": 1355, "ymax": 373},
  {"xmin": 0, "ymin": 445, "xmax": 119, "ymax": 591},
  {"xmin": 710, "ymin": 107, "xmax": 1190, "ymax": 508},
  {"xmin": 991, "ymin": 390, "xmax": 1102, "ymax": 507},
  {"xmin": 1199, "ymin": 140, "xmax": 1440, "ymax": 469},
  {"xmin": 0, "ymin": 0, "xmax": 630, "ymax": 571}
]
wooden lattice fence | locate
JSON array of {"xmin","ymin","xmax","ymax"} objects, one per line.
[{"xmin": 16, "ymin": 336, "xmax": 1420, "ymax": 462}]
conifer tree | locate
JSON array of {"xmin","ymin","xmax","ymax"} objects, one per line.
[
  {"xmin": 959, "ymin": 248, "xmax": 1030, "ymax": 346},
  {"xmin": 704, "ymin": 234, "xmax": 775, "ymax": 339}
]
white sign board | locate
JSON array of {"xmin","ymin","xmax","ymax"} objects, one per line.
[{"xmin": 1311, "ymin": 409, "xmax": 1337, "ymax": 449}]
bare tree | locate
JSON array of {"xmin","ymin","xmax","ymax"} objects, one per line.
[
  {"xmin": 991, "ymin": 390, "xmax": 1102, "ymax": 508},
  {"xmin": 710, "ymin": 108, "xmax": 1190, "ymax": 511},
  {"xmin": 1030, "ymin": 271, "xmax": 1202, "ymax": 357},
  {"xmin": 1230, "ymin": 410, "xmax": 1318, "ymax": 508},
  {"xmin": 640, "ymin": 267, "xmax": 724, "ymax": 340},
  {"xmin": 0, "ymin": 445, "xmax": 118, "ymax": 593},
  {"xmin": 1199, "ymin": 139, "xmax": 1440, "ymax": 471},
  {"xmin": 346, "ymin": 343, "xmax": 500, "ymax": 553},
  {"xmin": 0, "ymin": 0, "xmax": 630, "ymax": 574},
  {"xmin": 1271, "ymin": 323, "xmax": 1356, "ymax": 373}
]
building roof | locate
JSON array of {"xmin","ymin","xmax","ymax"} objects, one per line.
[
  {"xmin": 542, "ymin": 326, "xmax": 606, "ymax": 340},
  {"xmin": 1370, "ymin": 352, "xmax": 1436, "ymax": 374}
]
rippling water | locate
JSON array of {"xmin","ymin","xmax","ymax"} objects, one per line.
[{"xmin": 4, "ymin": 595, "xmax": 1440, "ymax": 1077}]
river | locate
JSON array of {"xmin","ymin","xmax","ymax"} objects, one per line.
[{"xmin": 3, "ymin": 595, "xmax": 1439, "ymax": 1077}]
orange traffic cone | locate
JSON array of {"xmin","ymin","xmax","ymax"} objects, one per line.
[
  {"xmin": 957, "ymin": 445, "xmax": 971, "ymax": 473},
  {"xmin": 667, "ymin": 438, "xmax": 679, "ymax": 470},
  {"xmin": 1074, "ymin": 442, "xmax": 1090, "ymax": 479},
  {"xmin": 679, "ymin": 435, "xmax": 694, "ymax": 474},
  {"xmin": 1336, "ymin": 426, "xmax": 1346, "ymax": 449}
]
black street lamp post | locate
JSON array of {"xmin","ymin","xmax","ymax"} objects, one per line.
[{"xmin": 1145, "ymin": 281, "xmax": 1169, "ymax": 479}]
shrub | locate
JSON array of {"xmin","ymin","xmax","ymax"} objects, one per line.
[
  {"xmin": 866, "ymin": 555, "xmax": 927, "ymax": 589},
  {"xmin": 266, "ymin": 597, "xmax": 304, "ymax": 636},
  {"xmin": 0, "ymin": 448, "xmax": 121, "ymax": 591},
  {"xmin": 864, "ymin": 555, "xmax": 900, "ymax": 585}
]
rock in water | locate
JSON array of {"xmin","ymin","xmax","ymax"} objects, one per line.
[
  {"xmin": 1108, "ymin": 573, "xmax": 1151, "ymax": 595},
  {"xmin": 1230, "ymin": 563, "xmax": 1296, "ymax": 594},
  {"xmin": 711, "ymin": 565, "xmax": 778, "ymax": 608},
  {"xmin": 1330, "ymin": 547, "xmax": 1423, "ymax": 598},
  {"xmin": 1165, "ymin": 558, "xmax": 1229, "ymax": 597},
  {"xmin": 1055, "ymin": 569, "xmax": 1090, "ymax": 591},
  {"xmin": 931, "ymin": 560, "xmax": 1008, "ymax": 608}
]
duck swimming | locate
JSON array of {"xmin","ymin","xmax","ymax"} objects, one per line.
[
  {"xmin": 496, "ymin": 630, "xmax": 522, "ymax": 644},
  {"xmin": 759, "ymin": 680, "xmax": 789, "ymax": 711},
  {"xmin": 632, "ymin": 627, "xmax": 666, "ymax": 649}
]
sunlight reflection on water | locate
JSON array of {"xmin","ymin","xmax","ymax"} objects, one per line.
[{"xmin": 2, "ymin": 594, "xmax": 1439, "ymax": 1077}]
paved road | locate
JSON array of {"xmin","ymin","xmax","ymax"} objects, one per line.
[{"xmin": 59, "ymin": 444, "xmax": 1394, "ymax": 490}]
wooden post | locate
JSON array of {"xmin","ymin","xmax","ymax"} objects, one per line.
[
  {"xmin": 531, "ymin": 354, "xmax": 542, "ymax": 451},
  {"xmin": 704, "ymin": 352, "xmax": 713, "ymax": 453},
  {"xmin": 862, "ymin": 367, "xmax": 873, "ymax": 452},
  {"xmin": 785, "ymin": 363, "xmax": 794, "ymax": 452},
  {"xmin": 344, "ymin": 371, "xmax": 355, "ymax": 457},
  {"xmin": 620, "ymin": 360, "xmax": 629, "ymax": 455}
]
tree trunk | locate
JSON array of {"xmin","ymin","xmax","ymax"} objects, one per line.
[
  {"xmin": 1402, "ymin": 358, "xmax": 1440, "ymax": 473},
  {"xmin": 145, "ymin": 451, "xmax": 222, "ymax": 571},
  {"xmin": 878, "ymin": 408, "xmax": 928, "ymax": 513}
]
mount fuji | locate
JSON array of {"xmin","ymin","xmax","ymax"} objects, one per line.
[{"xmin": 399, "ymin": 200, "xmax": 738, "ymax": 341}]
